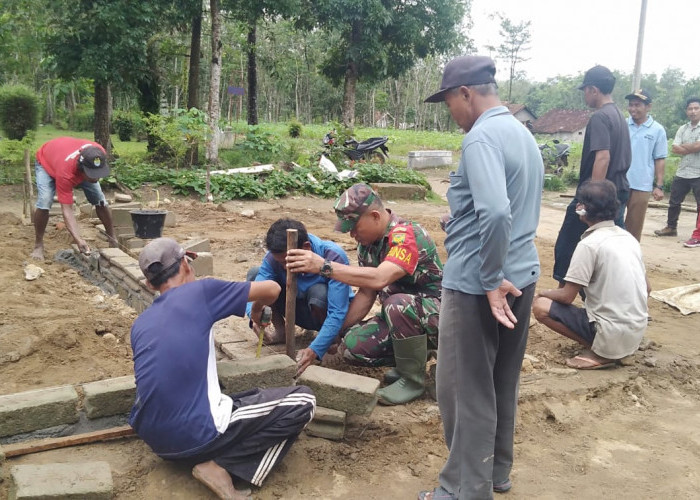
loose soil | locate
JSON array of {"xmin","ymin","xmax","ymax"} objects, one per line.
[{"xmin": 1, "ymin": 170, "xmax": 699, "ymax": 499}]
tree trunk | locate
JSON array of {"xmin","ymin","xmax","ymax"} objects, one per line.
[
  {"xmin": 94, "ymin": 81, "xmax": 112, "ymax": 157},
  {"xmin": 206, "ymin": 0, "xmax": 222, "ymax": 201},
  {"xmin": 341, "ymin": 20, "xmax": 362, "ymax": 129},
  {"xmin": 247, "ymin": 23, "xmax": 258, "ymax": 125},
  {"xmin": 341, "ymin": 63, "xmax": 358, "ymax": 129},
  {"xmin": 186, "ymin": 6, "xmax": 202, "ymax": 166}
]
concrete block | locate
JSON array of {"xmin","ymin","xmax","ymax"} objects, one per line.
[
  {"xmin": 123, "ymin": 237, "xmax": 146, "ymax": 250},
  {"xmin": 313, "ymin": 406, "xmax": 346, "ymax": 424},
  {"xmin": 297, "ymin": 366, "xmax": 379, "ymax": 416},
  {"xmin": 191, "ymin": 251, "xmax": 213, "ymax": 276},
  {"xmin": 217, "ymin": 355, "xmax": 296, "ymax": 394},
  {"xmin": 164, "ymin": 210, "xmax": 176, "ymax": 227},
  {"xmin": 10, "ymin": 462, "xmax": 113, "ymax": 499},
  {"xmin": 109, "ymin": 255, "xmax": 138, "ymax": 269},
  {"xmin": 306, "ymin": 420, "xmax": 345, "ymax": 440},
  {"xmin": 369, "ymin": 182, "xmax": 427, "ymax": 201},
  {"xmin": 117, "ymin": 233, "xmax": 136, "ymax": 246},
  {"xmin": 183, "ymin": 238, "xmax": 211, "ymax": 253},
  {"xmin": 110, "ymin": 207, "xmax": 137, "ymax": 228},
  {"xmin": 82, "ymin": 376, "xmax": 136, "ymax": 419},
  {"xmin": 407, "ymin": 150, "xmax": 453, "ymax": 170},
  {"xmin": 0, "ymin": 386, "xmax": 79, "ymax": 437},
  {"xmin": 122, "ymin": 263, "xmax": 145, "ymax": 282}
]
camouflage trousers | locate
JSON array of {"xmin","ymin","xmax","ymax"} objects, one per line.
[{"xmin": 342, "ymin": 293, "xmax": 440, "ymax": 366}]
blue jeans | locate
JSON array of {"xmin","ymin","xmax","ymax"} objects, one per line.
[
  {"xmin": 246, "ymin": 266, "xmax": 327, "ymax": 331},
  {"xmin": 553, "ymin": 190, "xmax": 628, "ymax": 282},
  {"xmin": 35, "ymin": 162, "xmax": 107, "ymax": 210}
]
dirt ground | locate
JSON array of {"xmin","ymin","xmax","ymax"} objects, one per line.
[{"xmin": 1, "ymin": 170, "xmax": 699, "ymax": 499}]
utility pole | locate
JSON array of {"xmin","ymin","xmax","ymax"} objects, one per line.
[{"xmin": 631, "ymin": 0, "xmax": 648, "ymax": 91}]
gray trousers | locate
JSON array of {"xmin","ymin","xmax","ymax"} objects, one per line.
[{"xmin": 437, "ymin": 284, "xmax": 535, "ymax": 500}]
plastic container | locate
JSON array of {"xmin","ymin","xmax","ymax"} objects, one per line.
[{"xmin": 130, "ymin": 210, "xmax": 167, "ymax": 239}]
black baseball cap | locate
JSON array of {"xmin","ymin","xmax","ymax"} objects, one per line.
[
  {"xmin": 424, "ymin": 56, "xmax": 497, "ymax": 103},
  {"xmin": 625, "ymin": 89, "xmax": 652, "ymax": 104},
  {"xmin": 577, "ymin": 65, "xmax": 616, "ymax": 91},
  {"xmin": 78, "ymin": 145, "xmax": 110, "ymax": 179}
]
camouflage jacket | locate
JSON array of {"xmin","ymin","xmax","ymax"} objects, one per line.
[{"xmin": 357, "ymin": 211, "xmax": 443, "ymax": 301}]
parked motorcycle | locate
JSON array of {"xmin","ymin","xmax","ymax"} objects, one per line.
[
  {"xmin": 538, "ymin": 139, "xmax": 570, "ymax": 174},
  {"xmin": 323, "ymin": 131, "xmax": 389, "ymax": 163}
]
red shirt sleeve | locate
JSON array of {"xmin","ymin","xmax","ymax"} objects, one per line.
[{"xmin": 383, "ymin": 224, "xmax": 419, "ymax": 275}]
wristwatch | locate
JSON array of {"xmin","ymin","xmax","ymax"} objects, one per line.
[
  {"xmin": 319, "ymin": 259, "xmax": 333, "ymax": 278},
  {"xmin": 654, "ymin": 184, "xmax": 663, "ymax": 190}
]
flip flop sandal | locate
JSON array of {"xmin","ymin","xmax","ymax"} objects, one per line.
[
  {"xmin": 417, "ymin": 486, "xmax": 457, "ymax": 500},
  {"xmin": 566, "ymin": 355, "xmax": 616, "ymax": 370}
]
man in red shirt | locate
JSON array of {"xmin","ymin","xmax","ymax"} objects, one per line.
[{"xmin": 31, "ymin": 137, "xmax": 116, "ymax": 260}]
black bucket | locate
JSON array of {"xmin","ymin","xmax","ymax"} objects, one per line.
[{"xmin": 130, "ymin": 210, "xmax": 167, "ymax": 239}]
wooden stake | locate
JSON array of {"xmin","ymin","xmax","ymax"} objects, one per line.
[
  {"xmin": 1, "ymin": 425, "xmax": 135, "ymax": 458},
  {"xmin": 285, "ymin": 229, "xmax": 298, "ymax": 360},
  {"xmin": 23, "ymin": 148, "xmax": 32, "ymax": 220}
]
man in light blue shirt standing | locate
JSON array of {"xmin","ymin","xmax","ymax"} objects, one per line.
[
  {"xmin": 419, "ymin": 55, "xmax": 543, "ymax": 500},
  {"xmin": 624, "ymin": 89, "xmax": 667, "ymax": 241}
]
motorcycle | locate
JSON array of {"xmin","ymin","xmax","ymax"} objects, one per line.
[
  {"xmin": 323, "ymin": 131, "xmax": 389, "ymax": 164},
  {"xmin": 538, "ymin": 139, "xmax": 570, "ymax": 174}
]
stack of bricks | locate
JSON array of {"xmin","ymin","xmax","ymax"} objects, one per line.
[{"xmin": 73, "ymin": 246, "xmax": 155, "ymax": 314}]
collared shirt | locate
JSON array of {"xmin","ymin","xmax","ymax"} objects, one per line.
[
  {"xmin": 442, "ymin": 105, "xmax": 543, "ymax": 294},
  {"xmin": 626, "ymin": 115, "xmax": 668, "ymax": 191},
  {"xmin": 565, "ymin": 221, "xmax": 647, "ymax": 359},
  {"xmin": 673, "ymin": 122, "xmax": 700, "ymax": 179},
  {"xmin": 357, "ymin": 211, "xmax": 442, "ymax": 301}
]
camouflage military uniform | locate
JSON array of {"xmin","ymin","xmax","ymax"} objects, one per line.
[{"xmin": 343, "ymin": 212, "xmax": 443, "ymax": 366}]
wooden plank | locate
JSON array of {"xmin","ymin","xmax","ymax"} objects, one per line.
[
  {"xmin": 2, "ymin": 425, "xmax": 136, "ymax": 458},
  {"xmin": 285, "ymin": 229, "xmax": 298, "ymax": 360}
]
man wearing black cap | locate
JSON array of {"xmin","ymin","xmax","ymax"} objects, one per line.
[
  {"xmin": 30, "ymin": 136, "xmax": 117, "ymax": 260},
  {"xmin": 421, "ymin": 55, "xmax": 543, "ymax": 499},
  {"xmin": 130, "ymin": 237, "xmax": 315, "ymax": 500},
  {"xmin": 624, "ymin": 89, "xmax": 667, "ymax": 241},
  {"xmin": 553, "ymin": 65, "xmax": 631, "ymax": 283}
]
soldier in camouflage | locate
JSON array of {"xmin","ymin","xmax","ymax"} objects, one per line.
[{"xmin": 286, "ymin": 183, "xmax": 443, "ymax": 405}]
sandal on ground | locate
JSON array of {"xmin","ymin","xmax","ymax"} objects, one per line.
[
  {"xmin": 493, "ymin": 478, "xmax": 512, "ymax": 493},
  {"xmin": 417, "ymin": 486, "xmax": 457, "ymax": 500},
  {"xmin": 566, "ymin": 355, "xmax": 616, "ymax": 370}
]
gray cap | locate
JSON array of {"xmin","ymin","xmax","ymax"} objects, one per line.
[
  {"xmin": 424, "ymin": 56, "xmax": 497, "ymax": 103},
  {"xmin": 139, "ymin": 238, "xmax": 194, "ymax": 281}
]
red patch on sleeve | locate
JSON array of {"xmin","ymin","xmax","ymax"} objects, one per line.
[{"xmin": 384, "ymin": 224, "xmax": 419, "ymax": 275}]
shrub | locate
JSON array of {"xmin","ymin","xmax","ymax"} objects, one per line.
[
  {"xmin": 113, "ymin": 111, "xmax": 135, "ymax": 141},
  {"xmin": 543, "ymin": 174, "xmax": 565, "ymax": 191},
  {"xmin": 67, "ymin": 106, "xmax": 94, "ymax": 131},
  {"xmin": 0, "ymin": 84, "xmax": 40, "ymax": 140},
  {"xmin": 288, "ymin": 120, "xmax": 303, "ymax": 138}
]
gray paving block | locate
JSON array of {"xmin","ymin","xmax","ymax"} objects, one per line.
[
  {"xmin": 369, "ymin": 182, "xmax": 427, "ymax": 201},
  {"xmin": 10, "ymin": 462, "xmax": 113, "ymax": 499},
  {"xmin": 183, "ymin": 238, "xmax": 211, "ymax": 252},
  {"xmin": 0, "ymin": 386, "xmax": 79, "ymax": 437},
  {"xmin": 164, "ymin": 211, "xmax": 176, "ymax": 227},
  {"xmin": 407, "ymin": 150, "xmax": 453, "ymax": 170},
  {"xmin": 217, "ymin": 355, "xmax": 296, "ymax": 394},
  {"xmin": 82, "ymin": 376, "xmax": 136, "ymax": 419},
  {"xmin": 297, "ymin": 366, "xmax": 379, "ymax": 416},
  {"xmin": 305, "ymin": 420, "xmax": 345, "ymax": 440},
  {"xmin": 191, "ymin": 251, "xmax": 213, "ymax": 276},
  {"xmin": 313, "ymin": 406, "xmax": 346, "ymax": 424}
]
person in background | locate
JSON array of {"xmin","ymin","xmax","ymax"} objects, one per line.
[
  {"xmin": 654, "ymin": 97, "xmax": 700, "ymax": 248},
  {"xmin": 623, "ymin": 89, "xmax": 667, "ymax": 241}
]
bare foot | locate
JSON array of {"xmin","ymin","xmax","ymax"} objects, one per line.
[
  {"xmin": 30, "ymin": 246, "xmax": 45, "ymax": 261},
  {"xmin": 192, "ymin": 461, "xmax": 251, "ymax": 500},
  {"xmin": 262, "ymin": 326, "xmax": 286, "ymax": 345},
  {"xmin": 566, "ymin": 349, "xmax": 617, "ymax": 370}
]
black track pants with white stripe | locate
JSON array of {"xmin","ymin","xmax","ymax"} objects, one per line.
[{"xmin": 182, "ymin": 385, "xmax": 316, "ymax": 486}]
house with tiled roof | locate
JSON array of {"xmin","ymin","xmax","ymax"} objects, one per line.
[
  {"xmin": 531, "ymin": 109, "xmax": 593, "ymax": 142},
  {"xmin": 504, "ymin": 102, "xmax": 537, "ymax": 127}
]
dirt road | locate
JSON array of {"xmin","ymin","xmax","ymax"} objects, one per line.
[{"xmin": 1, "ymin": 171, "xmax": 699, "ymax": 499}]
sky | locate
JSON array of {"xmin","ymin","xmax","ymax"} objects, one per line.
[{"xmin": 469, "ymin": 0, "xmax": 698, "ymax": 83}]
